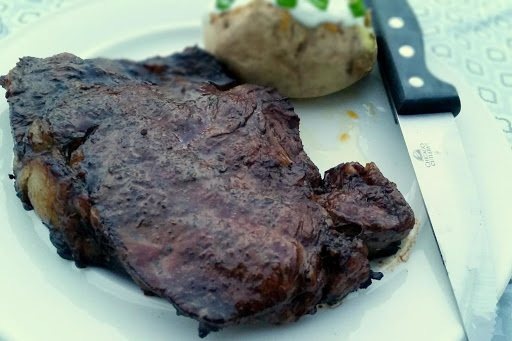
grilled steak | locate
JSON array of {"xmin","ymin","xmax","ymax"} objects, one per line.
[
  {"xmin": 320, "ymin": 162, "xmax": 416, "ymax": 257},
  {"xmin": 1, "ymin": 47, "xmax": 414, "ymax": 336}
]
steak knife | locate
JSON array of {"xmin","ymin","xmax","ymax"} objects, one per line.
[{"xmin": 366, "ymin": 0, "xmax": 498, "ymax": 339}]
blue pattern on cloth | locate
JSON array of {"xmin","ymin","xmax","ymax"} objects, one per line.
[
  {"xmin": 409, "ymin": 0, "xmax": 512, "ymax": 150},
  {"xmin": 407, "ymin": 1, "xmax": 512, "ymax": 338},
  {"xmin": 0, "ymin": 0, "xmax": 76, "ymax": 39},
  {"xmin": 0, "ymin": 0, "xmax": 511, "ymax": 339}
]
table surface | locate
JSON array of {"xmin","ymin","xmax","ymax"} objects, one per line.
[{"xmin": 0, "ymin": 0, "xmax": 511, "ymax": 340}]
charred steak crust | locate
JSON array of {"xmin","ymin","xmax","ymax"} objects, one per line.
[
  {"xmin": 2, "ymin": 47, "xmax": 413, "ymax": 335},
  {"xmin": 319, "ymin": 162, "xmax": 415, "ymax": 258},
  {"xmin": 319, "ymin": 162, "xmax": 416, "ymax": 257}
]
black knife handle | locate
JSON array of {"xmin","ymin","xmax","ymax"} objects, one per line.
[{"xmin": 367, "ymin": 0, "xmax": 461, "ymax": 116}]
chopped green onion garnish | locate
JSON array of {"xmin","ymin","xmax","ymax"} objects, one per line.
[
  {"xmin": 216, "ymin": 0, "xmax": 235, "ymax": 11},
  {"xmin": 349, "ymin": 0, "xmax": 366, "ymax": 17},
  {"xmin": 308, "ymin": 0, "xmax": 329, "ymax": 11},
  {"xmin": 276, "ymin": 0, "xmax": 298, "ymax": 9}
]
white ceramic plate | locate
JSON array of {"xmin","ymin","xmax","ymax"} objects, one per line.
[{"xmin": 1, "ymin": 1, "xmax": 511, "ymax": 341}]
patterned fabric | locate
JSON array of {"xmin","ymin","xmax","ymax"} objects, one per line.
[
  {"xmin": 0, "ymin": 0, "xmax": 511, "ymax": 339},
  {"xmin": 409, "ymin": 0, "xmax": 512, "ymax": 149},
  {"xmin": 0, "ymin": 0, "xmax": 80, "ymax": 40},
  {"xmin": 407, "ymin": 1, "xmax": 512, "ymax": 338}
]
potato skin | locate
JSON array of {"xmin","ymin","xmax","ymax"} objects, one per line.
[{"xmin": 204, "ymin": 0, "xmax": 377, "ymax": 98}]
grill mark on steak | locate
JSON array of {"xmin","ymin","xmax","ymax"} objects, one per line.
[{"xmin": 2, "ymin": 46, "xmax": 414, "ymax": 336}]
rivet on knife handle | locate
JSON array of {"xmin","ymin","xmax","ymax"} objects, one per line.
[{"xmin": 368, "ymin": 0, "xmax": 461, "ymax": 116}]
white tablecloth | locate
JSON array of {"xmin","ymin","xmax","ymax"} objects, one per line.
[
  {"xmin": 1, "ymin": 0, "xmax": 511, "ymax": 340},
  {"xmin": 407, "ymin": 1, "xmax": 512, "ymax": 339}
]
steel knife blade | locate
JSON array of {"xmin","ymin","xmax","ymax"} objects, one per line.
[{"xmin": 366, "ymin": 0, "xmax": 498, "ymax": 340}]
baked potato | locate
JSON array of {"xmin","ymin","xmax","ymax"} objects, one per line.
[{"xmin": 204, "ymin": 0, "xmax": 377, "ymax": 98}]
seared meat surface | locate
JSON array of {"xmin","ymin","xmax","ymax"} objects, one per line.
[
  {"xmin": 1, "ymin": 47, "xmax": 414, "ymax": 336},
  {"xmin": 319, "ymin": 162, "xmax": 416, "ymax": 257}
]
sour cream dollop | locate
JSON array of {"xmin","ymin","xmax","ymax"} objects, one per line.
[{"xmin": 210, "ymin": 0, "xmax": 366, "ymax": 27}]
